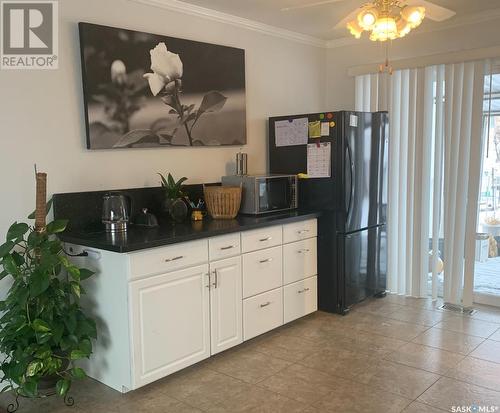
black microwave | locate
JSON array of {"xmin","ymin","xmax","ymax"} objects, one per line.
[{"xmin": 221, "ymin": 174, "xmax": 298, "ymax": 215}]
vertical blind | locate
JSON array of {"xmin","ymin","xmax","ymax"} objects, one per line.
[{"xmin": 355, "ymin": 61, "xmax": 485, "ymax": 305}]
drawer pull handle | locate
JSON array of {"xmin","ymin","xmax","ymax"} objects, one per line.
[
  {"xmin": 260, "ymin": 301, "xmax": 271, "ymax": 308},
  {"xmin": 297, "ymin": 230, "xmax": 310, "ymax": 234},
  {"xmin": 165, "ymin": 255, "xmax": 184, "ymax": 262},
  {"xmin": 212, "ymin": 269, "xmax": 219, "ymax": 289},
  {"xmin": 297, "ymin": 249, "xmax": 310, "ymax": 254},
  {"xmin": 259, "ymin": 258, "xmax": 273, "ymax": 264},
  {"xmin": 298, "ymin": 288, "xmax": 310, "ymax": 294},
  {"xmin": 259, "ymin": 237, "xmax": 272, "ymax": 242},
  {"xmin": 220, "ymin": 245, "xmax": 235, "ymax": 250}
]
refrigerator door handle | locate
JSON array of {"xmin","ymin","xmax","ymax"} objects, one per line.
[{"xmin": 346, "ymin": 141, "xmax": 354, "ymax": 219}]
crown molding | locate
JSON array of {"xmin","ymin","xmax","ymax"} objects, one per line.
[{"xmin": 129, "ymin": 0, "xmax": 328, "ymax": 48}]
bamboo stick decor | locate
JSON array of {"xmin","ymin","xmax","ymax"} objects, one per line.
[{"xmin": 35, "ymin": 172, "xmax": 47, "ymax": 233}]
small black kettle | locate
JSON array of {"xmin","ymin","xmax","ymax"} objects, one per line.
[{"xmin": 134, "ymin": 208, "xmax": 159, "ymax": 228}]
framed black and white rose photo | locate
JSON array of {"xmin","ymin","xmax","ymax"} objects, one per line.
[{"xmin": 78, "ymin": 22, "xmax": 247, "ymax": 149}]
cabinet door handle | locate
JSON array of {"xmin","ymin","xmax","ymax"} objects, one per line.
[
  {"xmin": 297, "ymin": 229, "xmax": 310, "ymax": 234},
  {"xmin": 259, "ymin": 237, "xmax": 272, "ymax": 242},
  {"xmin": 259, "ymin": 258, "xmax": 273, "ymax": 264},
  {"xmin": 205, "ymin": 272, "xmax": 211, "ymax": 289},
  {"xmin": 165, "ymin": 255, "xmax": 183, "ymax": 262},
  {"xmin": 298, "ymin": 288, "xmax": 310, "ymax": 294},
  {"xmin": 212, "ymin": 269, "xmax": 218, "ymax": 289},
  {"xmin": 220, "ymin": 245, "xmax": 235, "ymax": 250},
  {"xmin": 260, "ymin": 301, "xmax": 271, "ymax": 308},
  {"xmin": 297, "ymin": 249, "xmax": 310, "ymax": 254}
]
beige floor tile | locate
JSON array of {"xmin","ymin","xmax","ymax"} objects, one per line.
[
  {"xmin": 299, "ymin": 347, "xmax": 381, "ymax": 380},
  {"xmin": 470, "ymin": 339, "xmax": 500, "ymax": 363},
  {"xmin": 489, "ymin": 328, "xmax": 500, "ymax": 342},
  {"xmin": 402, "ymin": 401, "xmax": 448, "ymax": 412},
  {"xmin": 418, "ymin": 377, "xmax": 500, "ymax": 411},
  {"xmin": 258, "ymin": 363, "xmax": 340, "ymax": 404},
  {"xmin": 205, "ymin": 347, "xmax": 291, "ymax": 384},
  {"xmin": 98, "ymin": 393, "xmax": 202, "ymax": 413},
  {"xmin": 322, "ymin": 327, "xmax": 407, "ymax": 356},
  {"xmin": 385, "ymin": 306, "xmax": 453, "ymax": 327},
  {"xmin": 471, "ymin": 305, "xmax": 500, "ymax": 324},
  {"xmin": 355, "ymin": 360, "xmax": 440, "ymax": 399},
  {"xmin": 445, "ymin": 356, "xmax": 500, "ymax": 392},
  {"xmin": 412, "ymin": 327, "xmax": 485, "ymax": 355},
  {"xmin": 354, "ymin": 299, "xmax": 406, "ymax": 317},
  {"xmin": 434, "ymin": 317, "xmax": 500, "ymax": 338},
  {"xmin": 312, "ymin": 379, "xmax": 412, "ymax": 413},
  {"xmin": 383, "ymin": 342, "xmax": 464, "ymax": 374},
  {"xmin": 159, "ymin": 365, "xmax": 250, "ymax": 411},
  {"xmin": 246, "ymin": 331, "xmax": 324, "ymax": 362},
  {"xmin": 206, "ymin": 384, "xmax": 308, "ymax": 413},
  {"xmin": 401, "ymin": 297, "xmax": 444, "ymax": 311}
]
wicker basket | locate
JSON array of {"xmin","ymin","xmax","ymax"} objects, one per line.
[{"xmin": 203, "ymin": 185, "xmax": 242, "ymax": 219}]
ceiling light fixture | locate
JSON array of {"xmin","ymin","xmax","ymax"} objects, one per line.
[{"xmin": 347, "ymin": 0, "xmax": 426, "ymax": 42}]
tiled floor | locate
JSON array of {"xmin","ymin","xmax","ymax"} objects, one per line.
[{"xmin": 3, "ymin": 295, "xmax": 500, "ymax": 412}]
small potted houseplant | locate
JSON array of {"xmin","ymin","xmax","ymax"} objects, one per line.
[
  {"xmin": 159, "ymin": 172, "xmax": 188, "ymax": 222},
  {"xmin": 0, "ymin": 173, "xmax": 97, "ymax": 410}
]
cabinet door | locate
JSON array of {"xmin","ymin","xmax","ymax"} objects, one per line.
[
  {"xmin": 210, "ymin": 256, "xmax": 243, "ymax": 355},
  {"xmin": 130, "ymin": 264, "xmax": 210, "ymax": 389}
]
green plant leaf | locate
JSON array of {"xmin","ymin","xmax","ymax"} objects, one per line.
[
  {"xmin": 158, "ymin": 173, "xmax": 168, "ymax": 187},
  {"xmin": 28, "ymin": 198, "xmax": 53, "ymax": 219},
  {"xmin": 56, "ymin": 379, "xmax": 70, "ymax": 397},
  {"xmin": 0, "ymin": 241, "xmax": 14, "ymax": 258},
  {"xmin": 71, "ymin": 367, "xmax": 86, "ymax": 379},
  {"xmin": 32, "ymin": 319, "xmax": 51, "ymax": 333},
  {"xmin": 79, "ymin": 268, "xmax": 95, "ymax": 281},
  {"xmin": 21, "ymin": 379, "xmax": 38, "ymax": 398},
  {"xmin": 26, "ymin": 360, "xmax": 43, "ymax": 377},
  {"xmin": 79, "ymin": 338, "xmax": 92, "ymax": 355},
  {"xmin": 30, "ymin": 269, "xmax": 50, "ymax": 297},
  {"xmin": 64, "ymin": 313, "xmax": 77, "ymax": 334},
  {"xmin": 46, "ymin": 219, "xmax": 68, "ymax": 234},
  {"xmin": 67, "ymin": 266, "xmax": 80, "ymax": 281},
  {"xmin": 70, "ymin": 282, "xmax": 80, "ymax": 298},
  {"xmin": 6, "ymin": 222, "xmax": 29, "ymax": 241},
  {"xmin": 70, "ymin": 350, "xmax": 88, "ymax": 360},
  {"xmin": 37, "ymin": 332, "xmax": 53, "ymax": 344},
  {"xmin": 2, "ymin": 255, "xmax": 20, "ymax": 276},
  {"xmin": 11, "ymin": 251, "xmax": 25, "ymax": 266},
  {"xmin": 52, "ymin": 323, "xmax": 64, "ymax": 344}
]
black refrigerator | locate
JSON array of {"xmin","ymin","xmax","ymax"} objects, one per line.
[{"xmin": 269, "ymin": 111, "xmax": 388, "ymax": 314}]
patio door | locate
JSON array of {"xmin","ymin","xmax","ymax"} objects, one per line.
[{"xmin": 473, "ymin": 68, "xmax": 500, "ymax": 307}]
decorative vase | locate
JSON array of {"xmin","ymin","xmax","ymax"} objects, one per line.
[{"xmin": 162, "ymin": 198, "xmax": 188, "ymax": 223}]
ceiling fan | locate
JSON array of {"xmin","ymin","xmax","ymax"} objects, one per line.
[{"xmin": 282, "ymin": 0, "xmax": 456, "ymax": 41}]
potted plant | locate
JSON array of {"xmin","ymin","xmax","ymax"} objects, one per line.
[
  {"xmin": 0, "ymin": 197, "xmax": 97, "ymax": 408},
  {"xmin": 159, "ymin": 173, "xmax": 188, "ymax": 223}
]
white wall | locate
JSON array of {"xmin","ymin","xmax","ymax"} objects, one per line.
[
  {"xmin": 0, "ymin": 0, "xmax": 326, "ymax": 241},
  {"xmin": 326, "ymin": 18, "xmax": 500, "ymax": 110}
]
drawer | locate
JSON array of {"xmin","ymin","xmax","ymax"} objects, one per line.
[
  {"xmin": 242, "ymin": 246, "xmax": 282, "ymax": 298},
  {"xmin": 243, "ymin": 288, "xmax": 283, "ymax": 341},
  {"xmin": 284, "ymin": 276, "xmax": 317, "ymax": 323},
  {"xmin": 129, "ymin": 239, "xmax": 208, "ymax": 280},
  {"xmin": 241, "ymin": 225, "xmax": 282, "ymax": 253},
  {"xmin": 283, "ymin": 219, "xmax": 317, "ymax": 244},
  {"xmin": 209, "ymin": 233, "xmax": 241, "ymax": 261},
  {"xmin": 283, "ymin": 238, "xmax": 317, "ymax": 285}
]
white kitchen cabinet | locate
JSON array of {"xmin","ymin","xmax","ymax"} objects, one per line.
[
  {"xmin": 209, "ymin": 256, "xmax": 243, "ymax": 355},
  {"xmin": 283, "ymin": 276, "xmax": 318, "ymax": 323},
  {"xmin": 242, "ymin": 245, "xmax": 282, "ymax": 298},
  {"xmin": 283, "ymin": 237, "xmax": 317, "ymax": 285},
  {"xmin": 69, "ymin": 216, "xmax": 317, "ymax": 393},
  {"xmin": 243, "ymin": 287, "xmax": 283, "ymax": 340},
  {"xmin": 130, "ymin": 264, "xmax": 211, "ymax": 388}
]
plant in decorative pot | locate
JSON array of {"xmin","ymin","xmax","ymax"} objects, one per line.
[
  {"xmin": 0, "ymin": 173, "xmax": 97, "ymax": 411},
  {"xmin": 158, "ymin": 172, "xmax": 188, "ymax": 223}
]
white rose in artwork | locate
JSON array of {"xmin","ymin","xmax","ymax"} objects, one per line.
[
  {"xmin": 143, "ymin": 42, "xmax": 183, "ymax": 96},
  {"xmin": 110, "ymin": 59, "xmax": 127, "ymax": 84}
]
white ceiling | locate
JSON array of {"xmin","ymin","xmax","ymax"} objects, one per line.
[{"xmin": 175, "ymin": 0, "xmax": 500, "ymax": 41}]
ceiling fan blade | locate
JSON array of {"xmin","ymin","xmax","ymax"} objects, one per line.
[
  {"xmin": 281, "ymin": 0, "xmax": 345, "ymax": 12},
  {"xmin": 405, "ymin": 0, "xmax": 456, "ymax": 21}
]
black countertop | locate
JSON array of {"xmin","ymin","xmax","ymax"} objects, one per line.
[{"xmin": 58, "ymin": 210, "xmax": 320, "ymax": 253}]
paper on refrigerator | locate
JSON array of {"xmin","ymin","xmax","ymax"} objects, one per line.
[
  {"xmin": 307, "ymin": 142, "xmax": 331, "ymax": 178},
  {"xmin": 274, "ymin": 117, "xmax": 308, "ymax": 147}
]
